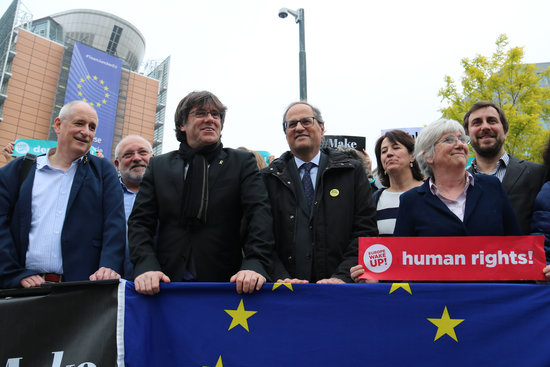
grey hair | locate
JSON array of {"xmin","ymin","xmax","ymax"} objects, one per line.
[
  {"xmin": 414, "ymin": 118, "xmax": 465, "ymax": 178},
  {"xmin": 115, "ymin": 134, "xmax": 153, "ymax": 159},
  {"xmin": 282, "ymin": 101, "xmax": 324, "ymax": 133},
  {"xmin": 58, "ymin": 100, "xmax": 91, "ymax": 122}
]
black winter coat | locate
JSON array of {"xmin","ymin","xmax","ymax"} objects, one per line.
[{"xmin": 261, "ymin": 149, "xmax": 378, "ymax": 282}]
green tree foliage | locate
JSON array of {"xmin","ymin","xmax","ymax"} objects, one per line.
[{"xmin": 439, "ymin": 34, "xmax": 550, "ymax": 162}]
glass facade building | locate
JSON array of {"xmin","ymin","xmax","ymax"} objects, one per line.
[
  {"xmin": 147, "ymin": 56, "xmax": 170, "ymax": 155},
  {"xmin": 0, "ymin": 0, "xmax": 169, "ymax": 165},
  {"xmin": 50, "ymin": 9, "xmax": 146, "ymax": 72},
  {"xmin": 0, "ymin": 0, "xmax": 19, "ymax": 115}
]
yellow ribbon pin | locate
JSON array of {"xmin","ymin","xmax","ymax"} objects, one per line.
[{"xmin": 330, "ymin": 189, "xmax": 339, "ymax": 197}]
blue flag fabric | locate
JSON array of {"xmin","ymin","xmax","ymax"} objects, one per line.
[
  {"xmin": 64, "ymin": 42, "xmax": 123, "ymax": 159},
  {"xmin": 123, "ymin": 282, "xmax": 550, "ymax": 366}
]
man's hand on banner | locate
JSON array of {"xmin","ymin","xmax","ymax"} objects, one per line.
[
  {"xmin": 317, "ymin": 277, "xmax": 346, "ymax": 284},
  {"xmin": 89, "ymin": 267, "xmax": 121, "ymax": 281},
  {"xmin": 20, "ymin": 274, "xmax": 46, "ymax": 288},
  {"xmin": 134, "ymin": 271, "xmax": 171, "ymax": 295},
  {"xmin": 230, "ymin": 270, "xmax": 266, "ymax": 294},
  {"xmin": 277, "ymin": 278, "xmax": 309, "ymax": 284}
]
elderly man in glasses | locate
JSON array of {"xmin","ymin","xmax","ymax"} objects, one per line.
[
  {"xmin": 262, "ymin": 101, "xmax": 378, "ymax": 284},
  {"xmin": 129, "ymin": 91, "xmax": 274, "ymax": 295},
  {"xmin": 113, "ymin": 134, "xmax": 154, "ymax": 280}
]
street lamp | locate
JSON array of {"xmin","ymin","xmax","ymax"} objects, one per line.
[{"xmin": 278, "ymin": 7, "xmax": 307, "ymax": 101}]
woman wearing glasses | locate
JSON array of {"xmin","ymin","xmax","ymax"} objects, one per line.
[
  {"xmin": 350, "ymin": 119, "xmax": 521, "ymax": 282},
  {"xmin": 393, "ymin": 118, "xmax": 521, "ymax": 237}
]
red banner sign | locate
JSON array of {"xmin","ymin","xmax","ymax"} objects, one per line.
[{"xmin": 359, "ymin": 236, "xmax": 546, "ymax": 281}]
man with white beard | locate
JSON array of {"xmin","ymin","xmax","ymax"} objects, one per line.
[{"xmin": 114, "ymin": 135, "xmax": 153, "ymax": 279}]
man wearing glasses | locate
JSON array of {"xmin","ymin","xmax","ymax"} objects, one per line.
[
  {"xmin": 128, "ymin": 91, "xmax": 274, "ymax": 295},
  {"xmin": 113, "ymin": 134, "xmax": 154, "ymax": 280},
  {"xmin": 262, "ymin": 101, "xmax": 378, "ymax": 284}
]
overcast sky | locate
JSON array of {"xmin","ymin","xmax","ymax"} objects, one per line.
[{"xmin": 2, "ymin": 0, "xmax": 550, "ymax": 161}]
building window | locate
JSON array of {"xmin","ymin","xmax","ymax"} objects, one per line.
[{"xmin": 106, "ymin": 25, "xmax": 123, "ymax": 56}]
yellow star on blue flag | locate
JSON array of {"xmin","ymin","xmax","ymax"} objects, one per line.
[
  {"xmin": 273, "ymin": 283, "xmax": 293, "ymax": 291},
  {"xmin": 224, "ymin": 299, "xmax": 257, "ymax": 332},
  {"xmin": 389, "ymin": 283, "xmax": 412, "ymax": 294},
  {"xmin": 202, "ymin": 355, "xmax": 223, "ymax": 367},
  {"xmin": 427, "ymin": 306, "xmax": 464, "ymax": 342},
  {"xmin": 76, "ymin": 73, "xmax": 111, "ymax": 107}
]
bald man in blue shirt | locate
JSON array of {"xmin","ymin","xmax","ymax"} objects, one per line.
[{"xmin": 0, "ymin": 101, "xmax": 126, "ymax": 288}]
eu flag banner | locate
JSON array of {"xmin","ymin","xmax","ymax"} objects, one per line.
[
  {"xmin": 65, "ymin": 42, "xmax": 123, "ymax": 159},
  {"xmin": 123, "ymin": 282, "xmax": 550, "ymax": 366}
]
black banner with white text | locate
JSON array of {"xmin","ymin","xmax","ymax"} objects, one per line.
[{"xmin": 0, "ymin": 281, "xmax": 118, "ymax": 367}]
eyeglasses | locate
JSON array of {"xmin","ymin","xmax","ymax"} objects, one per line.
[
  {"xmin": 121, "ymin": 149, "xmax": 151, "ymax": 159},
  {"xmin": 189, "ymin": 109, "xmax": 221, "ymax": 120},
  {"xmin": 437, "ymin": 135, "xmax": 470, "ymax": 145},
  {"xmin": 284, "ymin": 116, "xmax": 316, "ymax": 130}
]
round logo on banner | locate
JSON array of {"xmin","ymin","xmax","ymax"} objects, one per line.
[
  {"xmin": 364, "ymin": 244, "xmax": 393, "ymax": 273},
  {"xmin": 14, "ymin": 141, "xmax": 29, "ymax": 155}
]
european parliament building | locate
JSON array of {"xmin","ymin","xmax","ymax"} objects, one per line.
[{"xmin": 0, "ymin": 0, "xmax": 169, "ymax": 163}]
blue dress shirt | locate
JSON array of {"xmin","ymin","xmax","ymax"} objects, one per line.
[{"xmin": 26, "ymin": 153, "xmax": 79, "ymax": 274}]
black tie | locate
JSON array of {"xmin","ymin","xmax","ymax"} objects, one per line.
[{"xmin": 301, "ymin": 162, "xmax": 315, "ymax": 208}]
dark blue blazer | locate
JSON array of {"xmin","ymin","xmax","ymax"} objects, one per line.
[
  {"xmin": 531, "ymin": 181, "xmax": 550, "ymax": 263},
  {"xmin": 0, "ymin": 154, "xmax": 126, "ymax": 288},
  {"xmin": 468, "ymin": 155, "xmax": 547, "ymax": 234},
  {"xmin": 394, "ymin": 174, "xmax": 521, "ymax": 236}
]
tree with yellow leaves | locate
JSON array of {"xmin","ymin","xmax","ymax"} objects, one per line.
[{"xmin": 439, "ymin": 34, "xmax": 550, "ymax": 162}]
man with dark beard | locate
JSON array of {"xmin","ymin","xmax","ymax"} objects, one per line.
[
  {"xmin": 114, "ymin": 134, "xmax": 153, "ymax": 279},
  {"xmin": 128, "ymin": 91, "xmax": 273, "ymax": 295},
  {"xmin": 464, "ymin": 101, "xmax": 547, "ymax": 234}
]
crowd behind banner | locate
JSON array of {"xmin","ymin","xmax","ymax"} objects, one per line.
[{"xmin": 0, "ymin": 94, "xmax": 550, "ymax": 296}]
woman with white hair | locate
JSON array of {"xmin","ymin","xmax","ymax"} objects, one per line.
[{"xmin": 393, "ymin": 119, "xmax": 521, "ymax": 236}]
